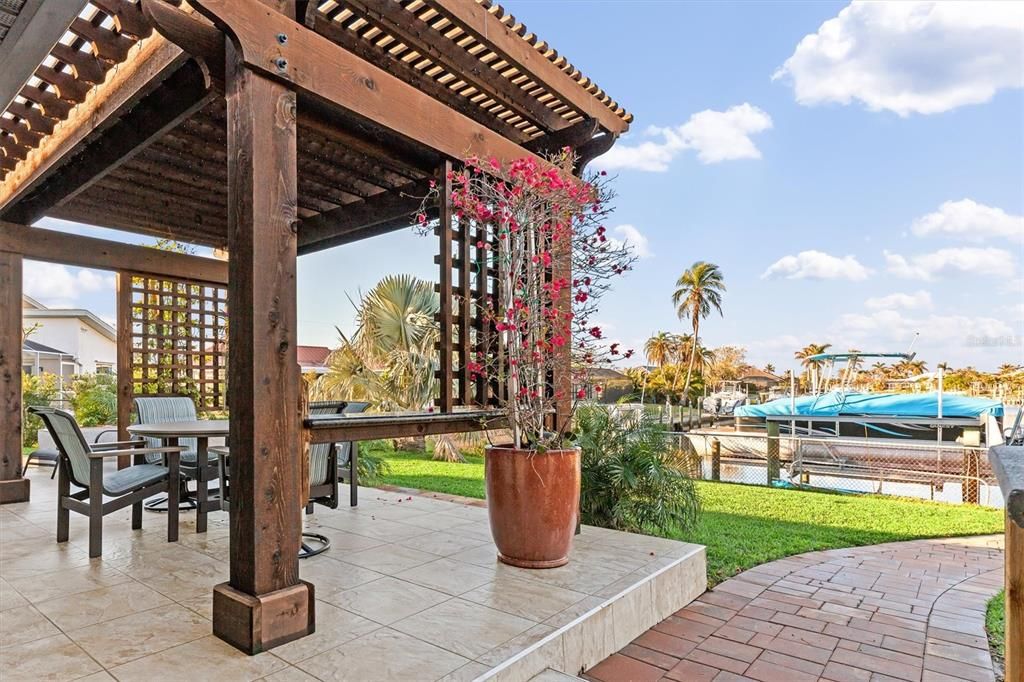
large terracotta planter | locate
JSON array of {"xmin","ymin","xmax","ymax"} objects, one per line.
[{"xmin": 485, "ymin": 445, "xmax": 581, "ymax": 568}]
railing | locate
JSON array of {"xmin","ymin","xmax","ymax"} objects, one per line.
[
  {"xmin": 988, "ymin": 445, "xmax": 1022, "ymax": 681},
  {"xmin": 675, "ymin": 430, "xmax": 998, "ymax": 506}
]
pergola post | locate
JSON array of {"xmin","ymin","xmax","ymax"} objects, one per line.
[
  {"xmin": 212, "ymin": 41, "xmax": 313, "ymax": 654},
  {"xmin": 0, "ymin": 249, "xmax": 29, "ymax": 503},
  {"xmin": 115, "ymin": 272, "xmax": 133, "ymax": 469}
]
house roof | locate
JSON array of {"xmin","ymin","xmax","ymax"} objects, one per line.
[
  {"xmin": 23, "ymin": 338, "xmax": 72, "ymax": 356},
  {"xmin": 23, "ymin": 305, "xmax": 116, "ymax": 342},
  {"xmin": 297, "ymin": 345, "xmax": 332, "ymax": 368},
  {"xmin": 739, "ymin": 367, "xmax": 782, "ymax": 382}
]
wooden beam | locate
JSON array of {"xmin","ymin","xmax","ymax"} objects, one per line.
[
  {"xmin": 0, "ymin": 31, "xmax": 188, "ymax": 213},
  {"xmin": 423, "ymin": 0, "xmax": 629, "ymax": 135},
  {"xmin": 0, "ymin": 1, "xmax": 89, "ymax": 112},
  {"xmin": 213, "ymin": 43, "xmax": 312, "ymax": 655},
  {"xmin": 2, "ymin": 62, "xmax": 214, "ymax": 225},
  {"xmin": 190, "ymin": 0, "xmax": 549, "ymax": 170},
  {"xmin": 296, "ymin": 182, "xmax": 428, "ymax": 255},
  {"xmin": 305, "ymin": 410, "xmax": 503, "ymax": 443},
  {"xmin": 524, "ymin": 118, "xmax": 599, "ymax": 156},
  {"xmin": 0, "ymin": 221, "xmax": 228, "ymax": 284},
  {"xmin": 0, "ymin": 250, "xmax": 29, "ymax": 504}
]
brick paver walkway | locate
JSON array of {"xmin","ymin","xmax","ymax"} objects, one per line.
[{"xmin": 586, "ymin": 536, "xmax": 1004, "ymax": 682}]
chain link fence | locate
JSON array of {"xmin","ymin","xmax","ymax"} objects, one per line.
[{"xmin": 671, "ymin": 430, "xmax": 999, "ymax": 507}]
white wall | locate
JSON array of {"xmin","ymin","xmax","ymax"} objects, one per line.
[{"xmin": 27, "ymin": 317, "xmax": 116, "ymax": 374}]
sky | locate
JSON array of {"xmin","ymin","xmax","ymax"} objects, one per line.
[{"xmin": 26, "ymin": 0, "xmax": 1024, "ymax": 374}]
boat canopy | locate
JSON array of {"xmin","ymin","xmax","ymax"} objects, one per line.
[{"xmin": 735, "ymin": 391, "xmax": 1003, "ymax": 419}]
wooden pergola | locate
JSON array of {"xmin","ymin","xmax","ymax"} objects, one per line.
[{"xmin": 0, "ymin": 0, "xmax": 629, "ymax": 654}]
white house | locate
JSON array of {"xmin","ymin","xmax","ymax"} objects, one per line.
[{"xmin": 22, "ymin": 295, "xmax": 116, "ymax": 376}]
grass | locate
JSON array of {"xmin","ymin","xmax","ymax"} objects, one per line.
[
  {"xmin": 986, "ymin": 590, "xmax": 1005, "ymax": 660},
  {"xmin": 375, "ymin": 449, "xmax": 1005, "ymax": 585}
]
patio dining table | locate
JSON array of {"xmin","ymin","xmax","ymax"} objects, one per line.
[{"xmin": 128, "ymin": 420, "xmax": 228, "ymax": 533}]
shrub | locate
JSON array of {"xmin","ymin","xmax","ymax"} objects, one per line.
[
  {"xmin": 576, "ymin": 405, "xmax": 701, "ymax": 535},
  {"xmin": 22, "ymin": 372, "xmax": 60, "ymax": 447},
  {"xmin": 70, "ymin": 373, "xmax": 118, "ymax": 427}
]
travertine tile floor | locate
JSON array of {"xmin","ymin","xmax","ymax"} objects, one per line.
[{"xmin": 0, "ymin": 465, "xmax": 702, "ymax": 681}]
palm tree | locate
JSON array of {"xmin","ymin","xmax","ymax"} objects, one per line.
[
  {"xmin": 316, "ymin": 275, "xmax": 465, "ymax": 460},
  {"xmin": 764, "ymin": 363, "xmax": 776, "ymax": 374},
  {"xmin": 644, "ymin": 332, "xmax": 676, "ymax": 369},
  {"xmin": 794, "ymin": 343, "xmax": 831, "ymax": 394},
  {"xmin": 671, "ymin": 261, "xmax": 725, "ymax": 402}
]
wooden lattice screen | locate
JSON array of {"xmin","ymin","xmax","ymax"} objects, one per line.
[
  {"xmin": 435, "ymin": 162, "xmax": 501, "ymax": 412},
  {"xmin": 120, "ymin": 273, "xmax": 228, "ymax": 413}
]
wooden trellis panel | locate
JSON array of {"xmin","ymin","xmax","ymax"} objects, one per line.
[
  {"xmin": 125, "ymin": 273, "xmax": 228, "ymax": 412},
  {"xmin": 435, "ymin": 164, "xmax": 500, "ymax": 411}
]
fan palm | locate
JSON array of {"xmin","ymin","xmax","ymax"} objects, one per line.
[{"xmin": 672, "ymin": 262, "xmax": 725, "ymax": 401}]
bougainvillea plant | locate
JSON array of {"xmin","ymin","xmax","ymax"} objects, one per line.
[{"xmin": 416, "ymin": 151, "xmax": 636, "ymax": 450}]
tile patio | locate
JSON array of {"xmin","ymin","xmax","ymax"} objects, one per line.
[{"xmin": 0, "ymin": 465, "xmax": 705, "ymax": 681}]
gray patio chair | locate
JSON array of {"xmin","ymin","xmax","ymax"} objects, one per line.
[
  {"xmin": 336, "ymin": 401, "xmax": 371, "ymax": 507},
  {"xmin": 29, "ymin": 406, "xmax": 182, "ymax": 558},
  {"xmin": 216, "ymin": 400, "xmax": 366, "ymax": 558},
  {"xmin": 134, "ymin": 396, "xmax": 219, "ymax": 512}
]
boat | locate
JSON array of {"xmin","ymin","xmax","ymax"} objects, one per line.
[{"xmin": 702, "ymin": 380, "xmax": 748, "ymax": 416}]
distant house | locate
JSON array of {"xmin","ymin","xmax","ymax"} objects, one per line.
[
  {"xmin": 583, "ymin": 367, "xmax": 634, "ymax": 403},
  {"xmin": 298, "ymin": 345, "xmax": 333, "ymax": 375},
  {"xmin": 738, "ymin": 367, "xmax": 782, "ymax": 391},
  {"xmin": 22, "ymin": 295, "xmax": 116, "ymax": 376}
]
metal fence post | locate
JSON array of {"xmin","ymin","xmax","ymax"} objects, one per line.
[
  {"xmin": 766, "ymin": 421, "xmax": 780, "ymax": 485},
  {"xmin": 710, "ymin": 437, "xmax": 720, "ymax": 481}
]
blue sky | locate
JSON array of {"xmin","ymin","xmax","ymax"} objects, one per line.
[{"xmin": 28, "ymin": 1, "xmax": 1024, "ymax": 373}]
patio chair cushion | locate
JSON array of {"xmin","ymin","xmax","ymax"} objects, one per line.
[{"xmin": 102, "ymin": 464, "xmax": 168, "ymax": 496}]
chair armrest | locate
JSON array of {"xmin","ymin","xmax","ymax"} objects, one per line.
[
  {"xmin": 86, "ymin": 446, "xmax": 186, "ymax": 459},
  {"xmin": 92, "ymin": 428, "xmax": 119, "ymax": 444},
  {"xmin": 91, "ymin": 438, "xmax": 146, "ymax": 451}
]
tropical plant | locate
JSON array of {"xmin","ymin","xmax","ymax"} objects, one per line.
[
  {"xmin": 672, "ymin": 261, "xmax": 725, "ymax": 402},
  {"xmin": 69, "ymin": 373, "xmax": 118, "ymax": 427},
  {"xmin": 22, "ymin": 372, "xmax": 60, "ymax": 448},
  {"xmin": 317, "ymin": 274, "xmax": 439, "ymax": 411},
  {"xmin": 644, "ymin": 332, "xmax": 676, "ymax": 369},
  {"xmin": 418, "ymin": 153, "xmax": 634, "ymax": 450},
  {"xmin": 763, "ymin": 363, "xmax": 775, "ymax": 374},
  {"xmin": 576, "ymin": 405, "xmax": 701, "ymax": 535},
  {"xmin": 794, "ymin": 342, "xmax": 832, "ymax": 393}
]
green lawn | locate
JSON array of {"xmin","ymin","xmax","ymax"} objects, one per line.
[
  {"xmin": 375, "ymin": 450, "xmax": 1005, "ymax": 585},
  {"xmin": 986, "ymin": 590, "xmax": 1005, "ymax": 660}
]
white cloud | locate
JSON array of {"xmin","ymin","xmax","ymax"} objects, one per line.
[
  {"xmin": 773, "ymin": 1, "xmax": 1024, "ymax": 116},
  {"xmin": 864, "ymin": 290, "xmax": 933, "ymax": 311},
  {"xmin": 595, "ymin": 103, "xmax": 772, "ymax": 171},
  {"xmin": 611, "ymin": 224, "xmax": 651, "ymax": 258},
  {"xmin": 911, "ymin": 199, "xmax": 1024, "ymax": 241},
  {"xmin": 835, "ymin": 309, "xmax": 1014, "ymax": 347},
  {"xmin": 884, "ymin": 247, "xmax": 1016, "ymax": 280},
  {"xmin": 761, "ymin": 250, "xmax": 870, "ymax": 281},
  {"xmin": 23, "ymin": 261, "xmax": 115, "ymax": 306}
]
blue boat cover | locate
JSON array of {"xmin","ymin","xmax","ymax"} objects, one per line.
[{"xmin": 735, "ymin": 391, "xmax": 1003, "ymax": 419}]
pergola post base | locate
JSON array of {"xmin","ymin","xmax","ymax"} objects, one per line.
[
  {"xmin": 212, "ymin": 580, "xmax": 315, "ymax": 655},
  {"xmin": 0, "ymin": 477, "xmax": 30, "ymax": 504}
]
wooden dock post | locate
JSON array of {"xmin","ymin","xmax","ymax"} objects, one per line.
[
  {"xmin": 710, "ymin": 438, "xmax": 720, "ymax": 481},
  {"xmin": 766, "ymin": 421, "xmax": 780, "ymax": 485}
]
